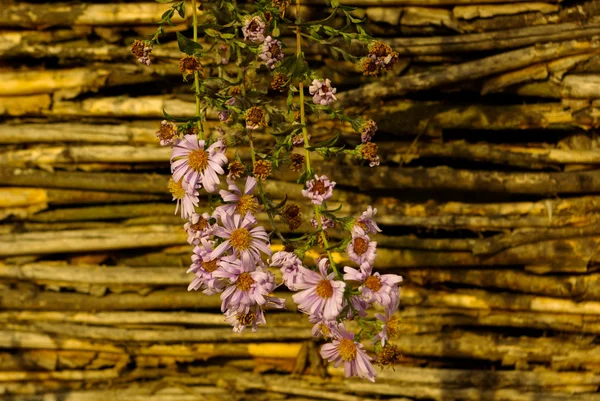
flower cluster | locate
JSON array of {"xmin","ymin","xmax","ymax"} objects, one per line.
[{"xmin": 140, "ymin": 0, "xmax": 403, "ymax": 383}]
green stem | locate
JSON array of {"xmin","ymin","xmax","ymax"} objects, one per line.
[{"xmin": 192, "ymin": 0, "xmax": 203, "ymax": 138}]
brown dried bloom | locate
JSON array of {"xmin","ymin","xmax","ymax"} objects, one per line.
[
  {"xmin": 156, "ymin": 120, "xmax": 179, "ymax": 146},
  {"xmin": 245, "ymin": 106, "xmax": 267, "ymax": 130},
  {"xmin": 272, "ymin": 0, "xmax": 290, "ymax": 15},
  {"xmin": 228, "ymin": 161, "xmax": 246, "ymax": 180},
  {"xmin": 270, "ymin": 72, "xmax": 289, "ymax": 92},
  {"xmin": 376, "ymin": 344, "xmax": 404, "ymax": 368},
  {"xmin": 230, "ymin": 86, "xmax": 242, "ymax": 96},
  {"xmin": 131, "ymin": 40, "xmax": 153, "ymax": 65},
  {"xmin": 368, "ymin": 42, "xmax": 394, "ymax": 58},
  {"xmin": 280, "ymin": 203, "xmax": 302, "ymax": 231},
  {"xmin": 253, "ymin": 159, "xmax": 272, "ymax": 180},
  {"xmin": 183, "ymin": 125, "xmax": 199, "ymax": 136},
  {"xmin": 179, "ymin": 55, "xmax": 203, "ymax": 79},
  {"xmin": 317, "ymin": 230, "xmax": 330, "ymax": 248},
  {"xmin": 360, "ymin": 57, "xmax": 378, "ymax": 77},
  {"xmin": 360, "ymin": 142, "xmax": 380, "ymax": 167},
  {"xmin": 360, "ymin": 120, "xmax": 377, "ymax": 143},
  {"xmin": 289, "ymin": 153, "xmax": 305, "ymax": 172}
]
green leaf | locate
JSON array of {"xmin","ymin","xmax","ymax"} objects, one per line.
[
  {"xmin": 306, "ymin": 132, "xmax": 340, "ymax": 150},
  {"xmin": 266, "ymin": 195, "xmax": 288, "ymax": 212},
  {"xmin": 176, "ymin": 32, "xmax": 203, "ymax": 55},
  {"xmin": 163, "ymin": 109, "xmax": 202, "ymax": 123},
  {"xmin": 296, "ymin": 8, "xmax": 339, "ymax": 26},
  {"xmin": 175, "ymin": 2, "xmax": 185, "ymax": 18},
  {"xmin": 204, "ymin": 28, "xmax": 221, "ymax": 38},
  {"xmin": 272, "ymin": 25, "xmax": 280, "ymax": 38}
]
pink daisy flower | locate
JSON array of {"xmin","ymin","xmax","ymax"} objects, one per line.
[
  {"xmin": 320, "ymin": 326, "xmax": 376, "ymax": 382},
  {"xmin": 168, "ymin": 177, "xmax": 199, "ymax": 219},
  {"xmin": 372, "ymin": 291, "xmax": 401, "ymax": 346},
  {"xmin": 302, "ymin": 175, "xmax": 335, "ymax": 206},
  {"xmin": 309, "ymin": 313, "xmax": 343, "ymax": 339},
  {"xmin": 215, "ymin": 176, "xmax": 261, "ymax": 218},
  {"xmin": 171, "ymin": 135, "xmax": 228, "ymax": 193},
  {"xmin": 356, "ymin": 206, "xmax": 381, "ymax": 234},
  {"xmin": 213, "ymin": 255, "xmax": 277, "ymax": 313},
  {"xmin": 184, "ymin": 212, "xmax": 214, "ymax": 245},
  {"xmin": 187, "ymin": 239, "xmax": 225, "ymax": 295},
  {"xmin": 210, "ymin": 213, "xmax": 271, "ymax": 266},
  {"xmin": 292, "ymin": 258, "xmax": 345, "ymax": 320},
  {"xmin": 343, "ymin": 264, "xmax": 402, "ymax": 308},
  {"xmin": 346, "ymin": 226, "xmax": 377, "ymax": 267}
]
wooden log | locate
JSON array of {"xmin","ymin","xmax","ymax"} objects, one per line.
[
  {"xmin": 339, "ymin": 39, "xmax": 600, "ymax": 104},
  {"xmin": 406, "ymin": 268, "xmax": 600, "ymax": 299},
  {"xmin": 0, "ymin": 2, "xmax": 189, "ymax": 29}
]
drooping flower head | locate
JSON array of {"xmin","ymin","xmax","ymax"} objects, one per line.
[
  {"xmin": 360, "ymin": 142, "xmax": 380, "ymax": 168},
  {"xmin": 302, "ymin": 175, "xmax": 335, "ymax": 205},
  {"xmin": 270, "ymin": 250, "xmax": 303, "ymax": 290},
  {"xmin": 259, "ymin": 36, "xmax": 284, "ymax": 69},
  {"xmin": 343, "ymin": 264, "xmax": 402, "ymax": 308},
  {"xmin": 214, "ymin": 255, "xmax": 277, "ymax": 312},
  {"xmin": 309, "ymin": 78, "xmax": 337, "ymax": 106},
  {"xmin": 320, "ymin": 326, "xmax": 376, "ymax": 382},
  {"xmin": 360, "ymin": 120, "xmax": 377, "ymax": 143},
  {"xmin": 171, "ymin": 135, "xmax": 228, "ymax": 193},
  {"xmin": 184, "ymin": 212, "xmax": 214, "ymax": 245},
  {"xmin": 372, "ymin": 291, "xmax": 402, "ymax": 346},
  {"xmin": 210, "ymin": 213, "xmax": 271, "ymax": 266},
  {"xmin": 215, "ymin": 176, "xmax": 261, "ymax": 219},
  {"xmin": 311, "ymin": 216, "xmax": 335, "ymax": 230},
  {"xmin": 309, "ymin": 313, "xmax": 343, "ymax": 339},
  {"xmin": 242, "ymin": 16, "xmax": 266, "ymax": 43},
  {"xmin": 346, "ymin": 226, "xmax": 377, "ymax": 267},
  {"xmin": 356, "ymin": 206, "xmax": 381, "ymax": 234},
  {"xmin": 188, "ymin": 239, "xmax": 225, "ymax": 295},
  {"xmin": 292, "ymin": 258, "xmax": 345, "ymax": 320},
  {"xmin": 168, "ymin": 177, "xmax": 199, "ymax": 219}
]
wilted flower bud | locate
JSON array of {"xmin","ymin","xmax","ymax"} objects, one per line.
[
  {"xmin": 253, "ymin": 159, "xmax": 272, "ymax": 180},
  {"xmin": 289, "ymin": 153, "xmax": 305, "ymax": 172},
  {"xmin": 242, "ymin": 16, "xmax": 266, "ymax": 43},
  {"xmin": 309, "ymin": 78, "xmax": 337, "ymax": 106},
  {"xmin": 131, "ymin": 40, "xmax": 153, "ymax": 65},
  {"xmin": 228, "ymin": 160, "xmax": 246, "ymax": 180},
  {"xmin": 179, "ymin": 55, "xmax": 203, "ymax": 80},
  {"xmin": 245, "ymin": 106, "xmax": 267, "ymax": 130},
  {"xmin": 271, "ymin": 72, "xmax": 289, "ymax": 92},
  {"xmin": 156, "ymin": 120, "xmax": 179, "ymax": 147},
  {"xmin": 360, "ymin": 142, "xmax": 380, "ymax": 167},
  {"xmin": 259, "ymin": 36, "xmax": 285, "ymax": 69}
]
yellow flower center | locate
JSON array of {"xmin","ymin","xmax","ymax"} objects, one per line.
[
  {"xmin": 316, "ymin": 279, "xmax": 333, "ymax": 298},
  {"xmin": 168, "ymin": 178, "xmax": 185, "ymax": 200},
  {"xmin": 230, "ymin": 228, "xmax": 252, "ymax": 251},
  {"xmin": 236, "ymin": 272, "xmax": 254, "ymax": 291},
  {"xmin": 338, "ymin": 338, "xmax": 357, "ymax": 362},
  {"xmin": 236, "ymin": 194, "xmax": 260, "ymax": 216},
  {"xmin": 188, "ymin": 149, "xmax": 209, "ymax": 172},
  {"xmin": 364, "ymin": 275, "xmax": 381, "ymax": 292},
  {"xmin": 202, "ymin": 259, "xmax": 219, "ymax": 273},
  {"xmin": 353, "ymin": 238, "xmax": 369, "ymax": 255},
  {"xmin": 386, "ymin": 315, "xmax": 401, "ymax": 338}
]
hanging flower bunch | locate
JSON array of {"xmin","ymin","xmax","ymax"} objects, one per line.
[{"xmin": 134, "ymin": 0, "xmax": 402, "ymax": 382}]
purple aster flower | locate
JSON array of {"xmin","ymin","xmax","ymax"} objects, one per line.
[
  {"xmin": 309, "ymin": 78, "xmax": 337, "ymax": 106},
  {"xmin": 184, "ymin": 212, "xmax": 214, "ymax": 245},
  {"xmin": 270, "ymin": 250, "xmax": 303, "ymax": 290},
  {"xmin": 372, "ymin": 290, "xmax": 401, "ymax": 346},
  {"xmin": 210, "ymin": 213, "xmax": 271, "ymax": 266},
  {"xmin": 188, "ymin": 239, "xmax": 225, "ymax": 295},
  {"xmin": 356, "ymin": 206, "xmax": 381, "ymax": 234},
  {"xmin": 170, "ymin": 135, "xmax": 228, "ymax": 193},
  {"xmin": 320, "ymin": 326, "xmax": 376, "ymax": 382},
  {"xmin": 224, "ymin": 305, "xmax": 266, "ymax": 333},
  {"xmin": 344, "ymin": 294, "xmax": 369, "ymax": 319},
  {"xmin": 344, "ymin": 264, "xmax": 402, "ymax": 308},
  {"xmin": 156, "ymin": 120, "xmax": 180, "ymax": 147},
  {"xmin": 292, "ymin": 258, "xmax": 345, "ymax": 320},
  {"xmin": 346, "ymin": 226, "xmax": 377, "ymax": 267},
  {"xmin": 259, "ymin": 36, "xmax": 284, "ymax": 69},
  {"xmin": 214, "ymin": 256, "xmax": 276, "ymax": 313},
  {"xmin": 311, "ymin": 216, "xmax": 335, "ymax": 230},
  {"xmin": 241, "ymin": 16, "xmax": 266, "ymax": 43},
  {"xmin": 168, "ymin": 177, "xmax": 199, "ymax": 219},
  {"xmin": 309, "ymin": 313, "xmax": 343, "ymax": 339},
  {"xmin": 215, "ymin": 176, "xmax": 261, "ymax": 219},
  {"xmin": 302, "ymin": 175, "xmax": 335, "ymax": 206}
]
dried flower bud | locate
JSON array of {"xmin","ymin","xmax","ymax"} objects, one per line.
[
  {"xmin": 156, "ymin": 120, "xmax": 179, "ymax": 147},
  {"xmin": 292, "ymin": 134, "xmax": 305, "ymax": 147},
  {"xmin": 270, "ymin": 72, "xmax": 289, "ymax": 92},
  {"xmin": 368, "ymin": 42, "xmax": 394, "ymax": 58},
  {"xmin": 290, "ymin": 153, "xmax": 305, "ymax": 172},
  {"xmin": 245, "ymin": 106, "xmax": 267, "ymax": 130},
  {"xmin": 317, "ymin": 230, "xmax": 330, "ymax": 248},
  {"xmin": 280, "ymin": 203, "xmax": 302, "ymax": 231},
  {"xmin": 360, "ymin": 142, "xmax": 380, "ymax": 167},
  {"xmin": 228, "ymin": 161, "xmax": 246, "ymax": 180},
  {"xmin": 360, "ymin": 57, "xmax": 378, "ymax": 77},
  {"xmin": 183, "ymin": 126, "xmax": 199, "ymax": 136},
  {"xmin": 376, "ymin": 344, "xmax": 404, "ymax": 368},
  {"xmin": 131, "ymin": 40, "xmax": 153, "ymax": 65},
  {"xmin": 360, "ymin": 120, "xmax": 378, "ymax": 143},
  {"xmin": 272, "ymin": 0, "xmax": 290, "ymax": 15},
  {"xmin": 253, "ymin": 159, "xmax": 272, "ymax": 180},
  {"xmin": 179, "ymin": 55, "xmax": 203, "ymax": 79}
]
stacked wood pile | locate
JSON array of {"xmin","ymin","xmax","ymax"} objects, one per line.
[{"xmin": 2, "ymin": 0, "xmax": 600, "ymax": 400}]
